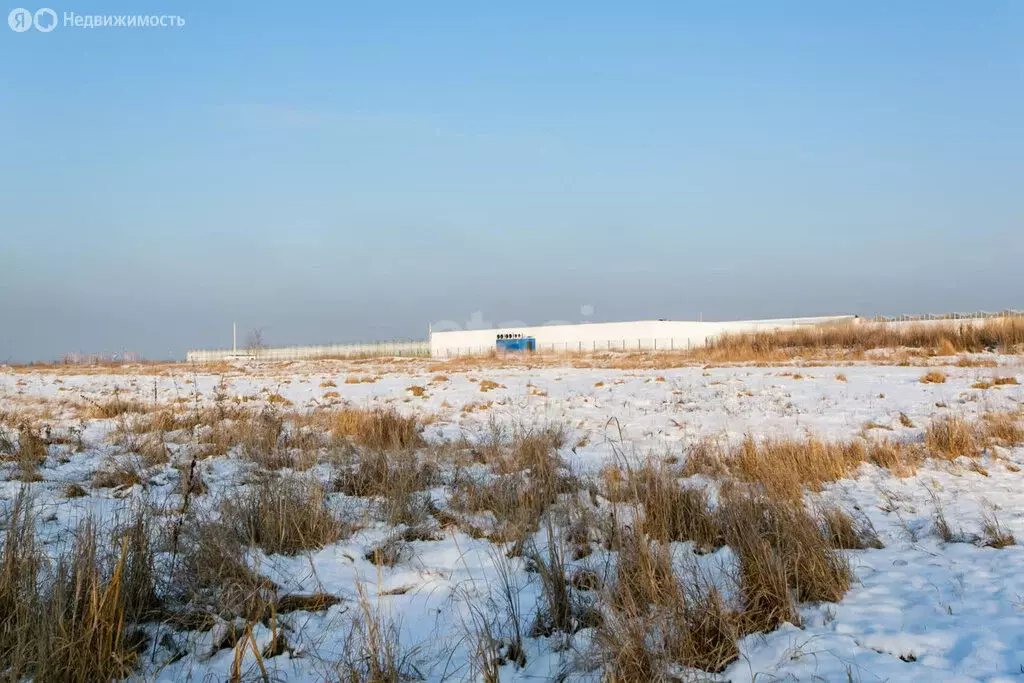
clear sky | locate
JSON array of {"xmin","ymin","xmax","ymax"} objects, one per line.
[{"xmin": 1, "ymin": 1, "xmax": 1022, "ymax": 361}]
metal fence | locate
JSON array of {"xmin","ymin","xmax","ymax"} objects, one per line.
[
  {"xmin": 186, "ymin": 340, "xmax": 429, "ymax": 363},
  {"xmin": 868, "ymin": 310, "xmax": 1022, "ymax": 322}
]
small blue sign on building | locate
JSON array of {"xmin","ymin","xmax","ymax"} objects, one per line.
[{"xmin": 496, "ymin": 332, "xmax": 536, "ymax": 352}]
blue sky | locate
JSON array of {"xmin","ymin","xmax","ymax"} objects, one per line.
[{"xmin": 1, "ymin": 1, "xmax": 1022, "ymax": 361}]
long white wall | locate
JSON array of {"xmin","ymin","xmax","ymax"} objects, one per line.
[{"xmin": 429, "ymin": 315, "xmax": 855, "ymax": 358}]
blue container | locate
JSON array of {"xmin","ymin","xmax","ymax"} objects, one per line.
[{"xmin": 496, "ymin": 334, "xmax": 536, "ymax": 352}]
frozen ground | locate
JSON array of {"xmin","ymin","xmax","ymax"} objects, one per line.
[{"xmin": 1, "ymin": 356, "xmax": 1023, "ymax": 682}]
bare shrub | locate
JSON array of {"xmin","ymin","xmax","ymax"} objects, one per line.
[{"xmin": 920, "ymin": 370, "xmax": 947, "ymax": 384}]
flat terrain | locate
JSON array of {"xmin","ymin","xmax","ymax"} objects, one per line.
[{"xmin": 1, "ymin": 353, "xmax": 1023, "ymax": 681}]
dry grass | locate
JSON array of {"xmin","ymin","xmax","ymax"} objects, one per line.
[
  {"xmin": 682, "ymin": 433, "xmax": 927, "ymax": 497},
  {"xmin": 925, "ymin": 415, "xmax": 981, "ymax": 459},
  {"xmin": 597, "ymin": 527, "xmax": 740, "ymax": 677},
  {"xmin": 170, "ymin": 514, "xmax": 275, "ymax": 622},
  {"xmin": 932, "ymin": 506, "xmax": 959, "ymax": 543},
  {"xmin": 365, "ymin": 535, "xmax": 413, "ymax": 567},
  {"xmin": 981, "ymin": 411, "xmax": 1024, "ymax": 446},
  {"xmin": 91, "ymin": 458, "xmax": 145, "ymax": 489},
  {"xmin": 956, "ymin": 355, "xmax": 998, "ymax": 367},
  {"xmin": 980, "ymin": 510, "xmax": 1016, "ymax": 548},
  {"xmin": 0, "ymin": 492, "xmax": 158, "ymax": 681},
  {"xmin": 720, "ymin": 490, "xmax": 851, "ymax": 632},
  {"xmin": 975, "ymin": 376, "xmax": 1020, "ymax": 389},
  {"xmin": 478, "ymin": 379, "xmax": 503, "ymax": 393},
  {"xmin": 704, "ymin": 318, "xmax": 1024, "ymax": 360},
  {"xmin": 223, "ymin": 476, "xmax": 349, "ymax": 555},
  {"xmin": 920, "ymin": 370, "xmax": 947, "ymax": 384},
  {"xmin": 333, "ymin": 448, "xmax": 438, "ymax": 526},
  {"xmin": 592, "ymin": 465, "xmax": 851, "ymax": 677},
  {"xmin": 529, "ymin": 530, "xmax": 596, "ymax": 637},
  {"xmin": 0, "ymin": 426, "xmax": 48, "ymax": 481},
  {"xmin": 344, "ymin": 375, "xmax": 378, "ymax": 384},
  {"xmin": 79, "ymin": 390, "xmax": 157, "ymax": 420},
  {"xmin": 330, "ymin": 407, "xmax": 424, "ymax": 452},
  {"xmin": 597, "ymin": 487, "xmax": 848, "ymax": 675},
  {"xmin": 820, "ymin": 507, "xmax": 883, "ymax": 550},
  {"xmin": 448, "ymin": 425, "xmax": 574, "ymax": 545},
  {"xmin": 617, "ymin": 459, "xmax": 721, "ymax": 551},
  {"xmin": 866, "ymin": 440, "xmax": 923, "ymax": 477},
  {"xmin": 729, "ymin": 436, "xmax": 869, "ymax": 500},
  {"xmin": 336, "ymin": 582, "xmax": 423, "ymax": 682}
]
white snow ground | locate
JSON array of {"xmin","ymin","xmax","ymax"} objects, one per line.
[{"xmin": 1, "ymin": 357, "xmax": 1023, "ymax": 682}]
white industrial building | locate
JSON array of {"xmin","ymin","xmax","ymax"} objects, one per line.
[{"xmin": 428, "ymin": 315, "xmax": 855, "ymax": 358}]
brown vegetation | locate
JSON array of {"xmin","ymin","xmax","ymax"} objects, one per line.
[
  {"xmin": 0, "ymin": 492, "xmax": 158, "ymax": 681},
  {"xmin": 222, "ymin": 476, "xmax": 349, "ymax": 555}
]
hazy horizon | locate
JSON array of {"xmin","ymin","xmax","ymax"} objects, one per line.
[{"xmin": 3, "ymin": 2, "xmax": 1022, "ymax": 363}]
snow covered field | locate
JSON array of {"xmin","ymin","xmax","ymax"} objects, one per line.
[{"xmin": 1, "ymin": 354, "xmax": 1023, "ymax": 682}]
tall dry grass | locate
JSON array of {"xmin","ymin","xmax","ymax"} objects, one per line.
[
  {"xmin": 703, "ymin": 318, "xmax": 1024, "ymax": 361},
  {"xmin": 0, "ymin": 491, "xmax": 158, "ymax": 682},
  {"xmin": 223, "ymin": 476, "xmax": 349, "ymax": 555},
  {"xmin": 681, "ymin": 435, "xmax": 918, "ymax": 500},
  {"xmin": 447, "ymin": 424, "xmax": 575, "ymax": 546}
]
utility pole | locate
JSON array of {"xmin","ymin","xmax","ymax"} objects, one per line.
[{"xmin": 233, "ymin": 322, "xmax": 237, "ymax": 356}]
